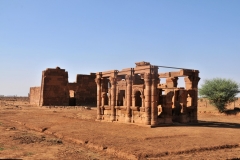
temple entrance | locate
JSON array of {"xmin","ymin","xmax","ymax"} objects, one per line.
[
  {"xmin": 69, "ymin": 90, "xmax": 76, "ymax": 106},
  {"xmin": 135, "ymin": 91, "xmax": 142, "ymax": 107}
]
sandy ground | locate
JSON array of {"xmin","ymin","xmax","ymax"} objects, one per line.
[{"xmin": 0, "ymin": 99, "xmax": 240, "ymax": 160}]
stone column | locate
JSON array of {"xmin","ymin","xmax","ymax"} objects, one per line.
[
  {"xmin": 144, "ymin": 73, "xmax": 151, "ymax": 125},
  {"xmin": 184, "ymin": 75, "xmax": 200, "ymax": 122},
  {"xmin": 101, "ymin": 92, "xmax": 105, "ymax": 107},
  {"xmin": 95, "ymin": 77, "xmax": 102, "ymax": 120},
  {"xmin": 151, "ymin": 75, "xmax": 158, "ymax": 126},
  {"xmin": 180, "ymin": 90, "xmax": 188, "ymax": 114},
  {"xmin": 115, "ymin": 87, "xmax": 118, "ymax": 106},
  {"xmin": 141, "ymin": 95, "xmax": 145, "ymax": 109},
  {"xmin": 184, "ymin": 76, "xmax": 193, "ymax": 90},
  {"xmin": 184, "ymin": 75, "xmax": 200, "ymax": 90},
  {"xmin": 132, "ymin": 94, "xmax": 135, "ymax": 107},
  {"xmin": 108, "ymin": 88, "xmax": 111, "ymax": 106},
  {"xmin": 165, "ymin": 91, "xmax": 174, "ymax": 123},
  {"xmin": 110, "ymin": 77, "xmax": 117, "ymax": 121},
  {"xmin": 166, "ymin": 77, "xmax": 178, "ymax": 88},
  {"xmin": 125, "ymin": 75, "xmax": 132, "ymax": 122}
]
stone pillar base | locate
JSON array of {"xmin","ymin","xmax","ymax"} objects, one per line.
[
  {"xmin": 110, "ymin": 116, "xmax": 115, "ymax": 122},
  {"xmin": 97, "ymin": 115, "xmax": 102, "ymax": 120},
  {"xmin": 144, "ymin": 118, "xmax": 151, "ymax": 125},
  {"xmin": 125, "ymin": 116, "xmax": 131, "ymax": 123},
  {"xmin": 151, "ymin": 120, "xmax": 157, "ymax": 126}
]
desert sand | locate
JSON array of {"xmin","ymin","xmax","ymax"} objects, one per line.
[{"xmin": 0, "ymin": 98, "xmax": 240, "ymax": 160}]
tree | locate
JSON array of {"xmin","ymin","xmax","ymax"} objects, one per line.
[{"xmin": 199, "ymin": 78, "xmax": 240, "ymax": 112}]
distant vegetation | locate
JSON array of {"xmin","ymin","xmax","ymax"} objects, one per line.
[
  {"xmin": 0, "ymin": 95, "xmax": 18, "ymax": 97},
  {"xmin": 199, "ymin": 78, "xmax": 240, "ymax": 112}
]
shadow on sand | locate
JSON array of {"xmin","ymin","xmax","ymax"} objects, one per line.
[
  {"xmin": 155, "ymin": 108, "xmax": 240, "ymax": 129},
  {"xmin": 181, "ymin": 108, "xmax": 240, "ymax": 129},
  {"xmin": 155, "ymin": 120, "xmax": 240, "ymax": 129},
  {"xmin": 223, "ymin": 107, "xmax": 240, "ymax": 115},
  {"xmin": 186, "ymin": 120, "xmax": 240, "ymax": 129}
]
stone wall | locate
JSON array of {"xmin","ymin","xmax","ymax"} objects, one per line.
[
  {"xmin": 198, "ymin": 97, "xmax": 240, "ymax": 109},
  {"xmin": 29, "ymin": 87, "xmax": 41, "ymax": 105},
  {"xmin": 75, "ymin": 73, "xmax": 97, "ymax": 106},
  {"xmin": 39, "ymin": 67, "xmax": 69, "ymax": 106},
  {"xmin": 33, "ymin": 67, "xmax": 97, "ymax": 106}
]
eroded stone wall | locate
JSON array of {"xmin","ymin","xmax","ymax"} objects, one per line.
[
  {"xmin": 40, "ymin": 67, "xmax": 69, "ymax": 106},
  {"xmin": 96, "ymin": 61, "xmax": 200, "ymax": 126},
  {"xmin": 31, "ymin": 67, "xmax": 97, "ymax": 106},
  {"xmin": 29, "ymin": 87, "xmax": 41, "ymax": 105},
  {"xmin": 75, "ymin": 73, "xmax": 97, "ymax": 106},
  {"xmin": 198, "ymin": 98, "xmax": 240, "ymax": 109}
]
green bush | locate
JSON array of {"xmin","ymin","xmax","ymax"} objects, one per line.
[{"xmin": 199, "ymin": 78, "xmax": 240, "ymax": 112}]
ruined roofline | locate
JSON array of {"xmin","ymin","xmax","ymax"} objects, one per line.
[
  {"xmin": 97, "ymin": 62, "xmax": 199, "ymax": 78},
  {"xmin": 76, "ymin": 73, "xmax": 96, "ymax": 76},
  {"xmin": 135, "ymin": 61, "xmax": 151, "ymax": 66},
  {"xmin": 97, "ymin": 61, "xmax": 158, "ymax": 77},
  {"xmin": 45, "ymin": 66, "xmax": 64, "ymax": 70},
  {"xmin": 155, "ymin": 65, "xmax": 196, "ymax": 70},
  {"xmin": 97, "ymin": 61, "xmax": 151, "ymax": 74},
  {"xmin": 97, "ymin": 70, "xmax": 119, "ymax": 77},
  {"xmin": 159, "ymin": 69, "xmax": 199, "ymax": 78}
]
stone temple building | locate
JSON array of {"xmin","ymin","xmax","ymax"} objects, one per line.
[
  {"xmin": 29, "ymin": 61, "xmax": 200, "ymax": 126},
  {"xmin": 30, "ymin": 67, "xmax": 96, "ymax": 106},
  {"xmin": 95, "ymin": 61, "xmax": 200, "ymax": 126}
]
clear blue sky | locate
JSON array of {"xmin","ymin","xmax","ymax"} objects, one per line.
[{"xmin": 0, "ymin": 0, "xmax": 240, "ymax": 96}]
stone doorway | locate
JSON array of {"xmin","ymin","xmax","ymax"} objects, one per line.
[{"xmin": 69, "ymin": 90, "xmax": 76, "ymax": 106}]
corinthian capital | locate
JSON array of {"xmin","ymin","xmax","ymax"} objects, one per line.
[
  {"xmin": 95, "ymin": 78, "xmax": 101, "ymax": 85},
  {"xmin": 125, "ymin": 75, "xmax": 132, "ymax": 84}
]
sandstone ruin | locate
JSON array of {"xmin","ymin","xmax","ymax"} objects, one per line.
[
  {"xmin": 29, "ymin": 62, "xmax": 200, "ymax": 126},
  {"xmin": 95, "ymin": 61, "xmax": 200, "ymax": 126},
  {"xmin": 30, "ymin": 67, "xmax": 96, "ymax": 106}
]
